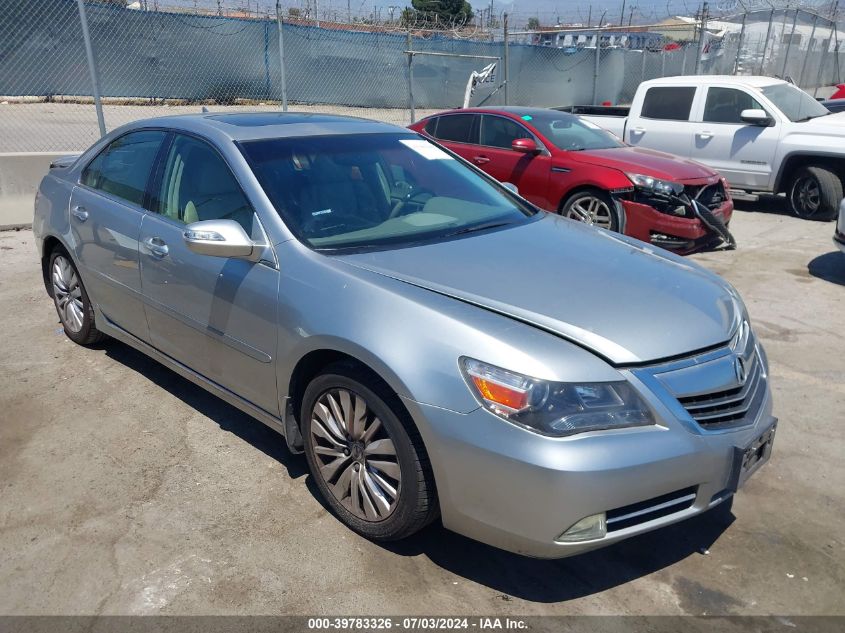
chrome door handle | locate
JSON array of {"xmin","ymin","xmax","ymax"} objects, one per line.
[
  {"xmin": 143, "ymin": 237, "xmax": 169, "ymax": 258},
  {"xmin": 71, "ymin": 206, "xmax": 89, "ymax": 222},
  {"xmin": 473, "ymin": 155, "xmax": 491, "ymax": 165},
  {"xmin": 697, "ymin": 131, "xmax": 713, "ymax": 139}
]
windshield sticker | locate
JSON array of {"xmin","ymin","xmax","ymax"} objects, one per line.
[
  {"xmin": 400, "ymin": 139, "xmax": 452, "ymax": 160},
  {"xmin": 311, "ymin": 209, "xmax": 332, "ymax": 216}
]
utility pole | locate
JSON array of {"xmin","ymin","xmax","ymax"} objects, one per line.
[
  {"xmin": 694, "ymin": 2, "xmax": 709, "ymax": 75},
  {"xmin": 628, "ymin": 6, "xmax": 634, "ymax": 27},
  {"xmin": 620, "ymin": 0, "xmax": 626, "ymax": 26},
  {"xmin": 587, "ymin": 6, "xmax": 591, "ymax": 28}
]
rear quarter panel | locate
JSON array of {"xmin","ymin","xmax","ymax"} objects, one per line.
[{"xmin": 33, "ymin": 171, "xmax": 75, "ymax": 259}]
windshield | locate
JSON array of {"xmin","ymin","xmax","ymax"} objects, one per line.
[
  {"xmin": 759, "ymin": 83, "xmax": 829, "ymax": 122},
  {"xmin": 240, "ymin": 133, "xmax": 536, "ymax": 251},
  {"xmin": 521, "ymin": 111, "xmax": 623, "ymax": 151}
]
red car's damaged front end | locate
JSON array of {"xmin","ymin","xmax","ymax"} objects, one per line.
[{"xmin": 616, "ymin": 174, "xmax": 734, "ymax": 253}]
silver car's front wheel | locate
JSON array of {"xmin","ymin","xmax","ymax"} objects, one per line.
[
  {"xmin": 309, "ymin": 388, "xmax": 401, "ymax": 521},
  {"xmin": 301, "ymin": 365, "xmax": 438, "ymax": 540}
]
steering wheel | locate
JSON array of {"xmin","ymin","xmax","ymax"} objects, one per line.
[{"xmin": 388, "ymin": 186, "xmax": 435, "ymax": 219}]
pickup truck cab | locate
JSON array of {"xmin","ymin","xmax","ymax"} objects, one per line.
[{"xmin": 563, "ymin": 76, "xmax": 845, "ymax": 220}]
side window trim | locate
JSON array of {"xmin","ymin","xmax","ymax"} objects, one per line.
[
  {"xmin": 144, "ymin": 131, "xmax": 175, "ymax": 213},
  {"xmin": 78, "ymin": 128, "xmax": 168, "ymax": 212}
]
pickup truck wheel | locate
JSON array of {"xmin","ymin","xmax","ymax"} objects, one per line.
[
  {"xmin": 560, "ymin": 190, "xmax": 622, "ymax": 232},
  {"xmin": 788, "ymin": 167, "xmax": 842, "ymax": 221}
]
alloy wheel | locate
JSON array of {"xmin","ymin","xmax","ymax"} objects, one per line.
[
  {"xmin": 791, "ymin": 176, "xmax": 821, "ymax": 217},
  {"xmin": 565, "ymin": 195, "xmax": 614, "ymax": 229},
  {"xmin": 52, "ymin": 255, "xmax": 84, "ymax": 333},
  {"xmin": 309, "ymin": 388, "xmax": 401, "ymax": 522}
]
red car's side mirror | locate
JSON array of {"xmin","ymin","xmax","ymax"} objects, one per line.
[{"xmin": 512, "ymin": 138, "xmax": 539, "ymax": 154}]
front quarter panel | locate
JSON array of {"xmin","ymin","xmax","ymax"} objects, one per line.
[{"xmin": 274, "ymin": 240, "xmax": 624, "ymax": 417}]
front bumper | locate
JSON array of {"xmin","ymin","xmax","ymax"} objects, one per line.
[
  {"xmin": 402, "ymin": 367, "xmax": 774, "ymax": 559},
  {"xmin": 620, "ymin": 198, "xmax": 734, "ymax": 253}
]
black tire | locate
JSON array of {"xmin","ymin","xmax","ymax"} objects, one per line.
[
  {"xmin": 48, "ymin": 247, "xmax": 106, "ymax": 346},
  {"xmin": 560, "ymin": 189, "xmax": 624, "ymax": 233},
  {"xmin": 788, "ymin": 166, "xmax": 842, "ymax": 221},
  {"xmin": 301, "ymin": 363, "xmax": 438, "ymax": 541}
]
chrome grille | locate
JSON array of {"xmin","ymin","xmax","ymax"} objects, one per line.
[
  {"xmin": 678, "ymin": 350, "xmax": 765, "ymax": 429},
  {"xmin": 642, "ymin": 321, "xmax": 767, "ymax": 432},
  {"xmin": 606, "ymin": 486, "xmax": 697, "ymax": 532}
]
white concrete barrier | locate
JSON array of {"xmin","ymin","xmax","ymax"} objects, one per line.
[{"xmin": 0, "ymin": 153, "xmax": 71, "ymax": 229}]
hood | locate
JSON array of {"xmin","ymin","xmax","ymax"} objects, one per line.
[
  {"xmin": 794, "ymin": 111, "xmax": 845, "ymax": 133},
  {"xmin": 569, "ymin": 146, "xmax": 718, "ymax": 182},
  {"xmin": 337, "ymin": 214, "xmax": 740, "ymax": 365}
]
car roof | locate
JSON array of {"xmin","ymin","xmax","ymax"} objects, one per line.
[
  {"xmin": 421, "ymin": 106, "xmax": 565, "ymax": 118},
  {"xmin": 642, "ymin": 75, "xmax": 787, "ymax": 89},
  {"xmin": 119, "ymin": 111, "xmax": 407, "ymax": 143}
]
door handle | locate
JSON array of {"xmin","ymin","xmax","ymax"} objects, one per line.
[
  {"xmin": 473, "ymin": 155, "xmax": 491, "ymax": 165},
  {"xmin": 71, "ymin": 205, "xmax": 89, "ymax": 222},
  {"xmin": 142, "ymin": 237, "xmax": 169, "ymax": 258},
  {"xmin": 697, "ymin": 131, "xmax": 713, "ymax": 140},
  {"xmin": 630, "ymin": 127, "xmax": 646, "ymax": 134}
]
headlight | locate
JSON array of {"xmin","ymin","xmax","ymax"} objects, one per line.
[
  {"xmin": 461, "ymin": 358, "xmax": 655, "ymax": 437},
  {"xmin": 626, "ymin": 172, "xmax": 684, "ymax": 196}
]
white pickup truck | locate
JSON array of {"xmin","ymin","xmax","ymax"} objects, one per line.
[{"xmin": 561, "ymin": 76, "xmax": 845, "ymax": 220}]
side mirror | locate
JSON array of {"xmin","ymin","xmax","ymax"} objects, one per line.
[
  {"xmin": 501, "ymin": 182, "xmax": 519, "ymax": 195},
  {"xmin": 183, "ymin": 219, "xmax": 259, "ymax": 261},
  {"xmin": 740, "ymin": 109, "xmax": 773, "ymax": 127},
  {"xmin": 512, "ymin": 138, "xmax": 540, "ymax": 154}
]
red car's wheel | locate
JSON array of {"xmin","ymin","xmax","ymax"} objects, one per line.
[{"xmin": 560, "ymin": 190, "xmax": 623, "ymax": 232}]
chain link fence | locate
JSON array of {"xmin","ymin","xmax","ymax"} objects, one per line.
[{"xmin": 1, "ymin": 0, "xmax": 843, "ymax": 154}]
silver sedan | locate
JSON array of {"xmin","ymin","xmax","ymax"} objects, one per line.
[{"xmin": 34, "ymin": 113, "xmax": 776, "ymax": 558}]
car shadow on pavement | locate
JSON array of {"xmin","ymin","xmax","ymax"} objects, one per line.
[
  {"xmin": 382, "ymin": 510, "xmax": 733, "ymax": 603},
  {"xmin": 808, "ymin": 251, "xmax": 845, "ymax": 286},
  {"xmin": 103, "ymin": 342, "xmax": 309, "ymax": 481},
  {"xmin": 731, "ymin": 194, "xmax": 793, "ymax": 217},
  {"xmin": 102, "ymin": 340, "xmax": 732, "ymax": 603}
]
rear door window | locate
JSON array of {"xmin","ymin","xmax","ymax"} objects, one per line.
[
  {"xmin": 431, "ymin": 114, "xmax": 479, "ymax": 144},
  {"xmin": 81, "ymin": 130, "xmax": 166, "ymax": 207},
  {"xmin": 640, "ymin": 86, "xmax": 696, "ymax": 121}
]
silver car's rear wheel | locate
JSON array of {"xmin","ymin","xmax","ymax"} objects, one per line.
[
  {"xmin": 309, "ymin": 388, "xmax": 401, "ymax": 521},
  {"xmin": 52, "ymin": 255, "xmax": 84, "ymax": 333},
  {"xmin": 48, "ymin": 248, "xmax": 105, "ymax": 346},
  {"xmin": 561, "ymin": 189, "xmax": 622, "ymax": 232},
  {"xmin": 301, "ymin": 365, "xmax": 438, "ymax": 540}
]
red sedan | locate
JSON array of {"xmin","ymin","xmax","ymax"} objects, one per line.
[{"xmin": 409, "ymin": 107, "xmax": 735, "ymax": 252}]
